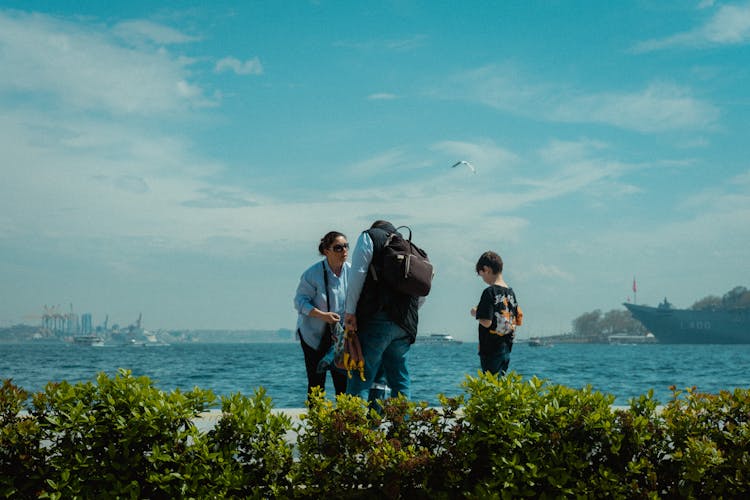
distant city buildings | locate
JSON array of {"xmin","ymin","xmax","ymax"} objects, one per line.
[{"xmin": 81, "ymin": 313, "xmax": 92, "ymax": 334}]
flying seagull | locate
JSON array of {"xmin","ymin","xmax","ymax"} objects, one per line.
[{"xmin": 451, "ymin": 160, "xmax": 476, "ymax": 173}]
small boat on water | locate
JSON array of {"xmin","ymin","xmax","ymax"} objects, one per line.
[
  {"xmin": 417, "ymin": 333, "xmax": 463, "ymax": 344},
  {"xmin": 608, "ymin": 332, "xmax": 657, "ymax": 345},
  {"xmin": 73, "ymin": 335, "xmax": 105, "ymax": 347},
  {"xmin": 528, "ymin": 337, "xmax": 553, "ymax": 347}
]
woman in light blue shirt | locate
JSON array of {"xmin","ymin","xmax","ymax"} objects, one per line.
[{"xmin": 294, "ymin": 231, "xmax": 350, "ymax": 397}]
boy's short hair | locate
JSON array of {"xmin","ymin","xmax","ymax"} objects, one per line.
[{"xmin": 476, "ymin": 251, "xmax": 503, "ymax": 274}]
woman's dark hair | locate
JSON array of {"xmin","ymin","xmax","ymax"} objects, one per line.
[
  {"xmin": 476, "ymin": 251, "xmax": 503, "ymax": 274},
  {"xmin": 319, "ymin": 231, "xmax": 346, "ymax": 255}
]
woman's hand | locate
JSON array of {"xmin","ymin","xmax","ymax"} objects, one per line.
[
  {"xmin": 311, "ymin": 308, "xmax": 340, "ymax": 324},
  {"xmin": 470, "ymin": 306, "xmax": 477, "ymax": 317},
  {"xmin": 323, "ymin": 312, "xmax": 341, "ymax": 324}
]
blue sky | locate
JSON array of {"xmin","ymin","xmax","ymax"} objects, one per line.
[{"xmin": 1, "ymin": 1, "xmax": 749, "ymax": 340}]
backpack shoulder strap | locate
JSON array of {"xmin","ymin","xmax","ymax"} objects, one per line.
[
  {"xmin": 321, "ymin": 261, "xmax": 330, "ymax": 312},
  {"xmin": 394, "ymin": 225, "xmax": 412, "ymax": 241}
]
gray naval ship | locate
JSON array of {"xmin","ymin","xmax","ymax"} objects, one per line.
[{"xmin": 624, "ymin": 298, "xmax": 750, "ymax": 344}]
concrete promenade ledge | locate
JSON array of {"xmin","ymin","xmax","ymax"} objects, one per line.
[
  {"xmin": 18, "ymin": 405, "xmax": 645, "ymax": 446},
  {"xmin": 194, "ymin": 409, "xmax": 307, "ymax": 444},
  {"xmin": 16, "ymin": 405, "xmax": 652, "ymax": 448},
  {"xmin": 194, "ymin": 405, "xmax": 636, "ymax": 431},
  {"xmin": 194, "ymin": 408, "xmax": 306, "ymax": 428},
  {"xmin": 195, "ymin": 408, "xmax": 307, "ymax": 427},
  {"xmin": 193, "ymin": 405, "xmax": 640, "ymax": 444}
]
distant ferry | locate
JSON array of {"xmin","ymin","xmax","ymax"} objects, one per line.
[
  {"xmin": 528, "ymin": 337, "xmax": 552, "ymax": 347},
  {"xmin": 624, "ymin": 299, "xmax": 750, "ymax": 344},
  {"xmin": 417, "ymin": 333, "xmax": 462, "ymax": 344},
  {"xmin": 607, "ymin": 332, "xmax": 657, "ymax": 345},
  {"xmin": 73, "ymin": 335, "xmax": 105, "ymax": 347}
]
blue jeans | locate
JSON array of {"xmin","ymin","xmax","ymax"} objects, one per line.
[
  {"xmin": 347, "ymin": 312, "xmax": 411, "ymax": 400},
  {"xmin": 480, "ymin": 342, "xmax": 511, "ymax": 375}
]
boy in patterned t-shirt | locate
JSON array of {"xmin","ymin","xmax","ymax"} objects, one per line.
[{"xmin": 470, "ymin": 251, "xmax": 523, "ymax": 375}]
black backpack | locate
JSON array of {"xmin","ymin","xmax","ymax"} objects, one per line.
[{"xmin": 372, "ymin": 226, "xmax": 434, "ymax": 297}]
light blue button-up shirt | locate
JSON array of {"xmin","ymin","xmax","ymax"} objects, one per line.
[
  {"xmin": 294, "ymin": 259, "xmax": 350, "ymax": 350},
  {"xmin": 345, "ymin": 231, "xmax": 374, "ymax": 315}
]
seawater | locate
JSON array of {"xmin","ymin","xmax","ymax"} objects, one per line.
[{"xmin": 2, "ymin": 342, "xmax": 749, "ymax": 407}]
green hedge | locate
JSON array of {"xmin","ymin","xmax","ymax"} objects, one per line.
[{"xmin": 2, "ymin": 369, "xmax": 749, "ymax": 498}]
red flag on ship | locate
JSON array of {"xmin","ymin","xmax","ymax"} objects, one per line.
[{"xmin": 632, "ymin": 277, "xmax": 637, "ymax": 293}]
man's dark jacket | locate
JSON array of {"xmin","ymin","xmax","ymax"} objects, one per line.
[{"xmin": 355, "ymin": 223, "xmax": 420, "ymax": 343}]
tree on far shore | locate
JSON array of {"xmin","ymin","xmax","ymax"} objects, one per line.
[
  {"xmin": 572, "ymin": 309, "xmax": 646, "ymax": 339},
  {"xmin": 690, "ymin": 286, "xmax": 750, "ymax": 311}
]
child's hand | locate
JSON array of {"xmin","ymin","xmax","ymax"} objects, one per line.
[{"xmin": 470, "ymin": 306, "xmax": 477, "ymax": 318}]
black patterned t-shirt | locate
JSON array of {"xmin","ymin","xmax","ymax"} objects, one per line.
[{"xmin": 476, "ymin": 285, "xmax": 523, "ymax": 355}]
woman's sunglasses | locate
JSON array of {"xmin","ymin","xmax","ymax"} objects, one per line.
[{"xmin": 331, "ymin": 243, "xmax": 349, "ymax": 253}]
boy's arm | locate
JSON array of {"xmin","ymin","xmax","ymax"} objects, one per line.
[
  {"xmin": 474, "ymin": 289, "xmax": 493, "ymax": 328},
  {"xmin": 471, "ymin": 304, "xmax": 491, "ymax": 327}
]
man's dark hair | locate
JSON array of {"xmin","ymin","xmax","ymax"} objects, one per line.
[
  {"xmin": 370, "ymin": 220, "xmax": 392, "ymax": 229},
  {"xmin": 476, "ymin": 251, "xmax": 503, "ymax": 274}
]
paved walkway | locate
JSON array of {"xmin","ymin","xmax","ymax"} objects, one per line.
[
  {"xmin": 194, "ymin": 408, "xmax": 306, "ymax": 428},
  {"xmin": 194, "ymin": 408, "xmax": 307, "ymax": 444}
]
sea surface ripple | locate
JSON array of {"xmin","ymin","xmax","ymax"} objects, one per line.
[{"xmin": 2, "ymin": 342, "xmax": 749, "ymax": 408}]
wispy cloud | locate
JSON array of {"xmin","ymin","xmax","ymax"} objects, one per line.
[
  {"xmin": 328, "ymin": 137, "xmax": 642, "ymax": 225},
  {"xmin": 447, "ymin": 65, "xmax": 719, "ymax": 133},
  {"xmin": 731, "ymin": 169, "xmax": 750, "ymax": 186},
  {"xmin": 633, "ymin": 2, "xmax": 750, "ymax": 52},
  {"xmin": 0, "ymin": 11, "xmax": 214, "ymax": 114},
  {"xmin": 550, "ymin": 82, "xmax": 720, "ymax": 133},
  {"xmin": 384, "ymin": 34, "xmax": 428, "ymax": 51},
  {"xmin": 431, "ymin": 139, "xmax": 518, "ymax": 171},
  {"xmin": 367, "ymin": 92, "xmax": 398, "ymax": 100},
  {"xmin": 114, "ymin": 175, "xmax": 151, "ymax": 194},
  {"xmin": 182, "ymin": 188, "xmax": 259, "ymax": 208},
  {"xmin": 215, "ymin": 56, "xmax": 263, "ymax": 75},
  {"xmin": 533, "ymin": 263, "xmax": 574, "ymax": 281},
  {"xmin": 342, "ymin": 148, "xmax": 409, "ymax": 180},
  {"xmin": 520, "ymin": 139, "xmax": 639, "ymax": 203},
  {"xmin": 113, "ymin": 19, "xmax": 199, "ymax": 45},
  {"xmin": 334, "ymin": 34, "xmax": 428, "ymax": 51}
]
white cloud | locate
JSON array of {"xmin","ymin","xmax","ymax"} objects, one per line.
[
  {"xmin": 533, "ymin": 264, "xmax": 574, "ymax": 281},
  {"xmin": 113, "ymin": 19, "xmax": 199, "ymax": 45},
  {"xmin": 633, "ymin": 2, "xmax": 750, "ymax": 52},
  {"xmin": 449, "ymin": 65, "xmax": 719, "ymax": 133},
  {"xmin": 0, "ymin": 11, "xmax": 213, "ymax": 114},
  {"xmin": 551, "ymin": 82, "xmax": 720, "ymax": 133},
  {"xmin": 182, "ymin": 188, "xmax": 259, "ymax": 208},
  {"xmin": 731, "ymin": 169, "xmax": 750, "ymax": 185},
  {"xmin": 367, "ymin": 93, "xmax": 398, "ymax": 100},
  {"xmin": 114, "ymin": 175, "xmax": 150, "ymax": 194},
  {"xmin": 431, "ymin": 139, "xmax": 518, "ymax": 171},
  {"xmin": 455, "ymin": 65, "xmax": 549, "ymax": 114},
  {"xmin": 214, "ymin": 56, "xmax": 263, "ymax": 75},
  {"xmin": 341, "ymin": 148, "xmax": 409, "ymax": 180},
  {"xmin": 334, "ymin": 34, "xmax": 428, "ymax": 51},
  {"xmin": 537, "ymin": 138, "xmax": 608, "ymax": 164},
  {"xmin": 519, "ymin": 139, "xmax": 638, "ymax": 203},
  {"xmin": 384, "ymin": 34, "xmax": 428, "ymax": 51}
]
